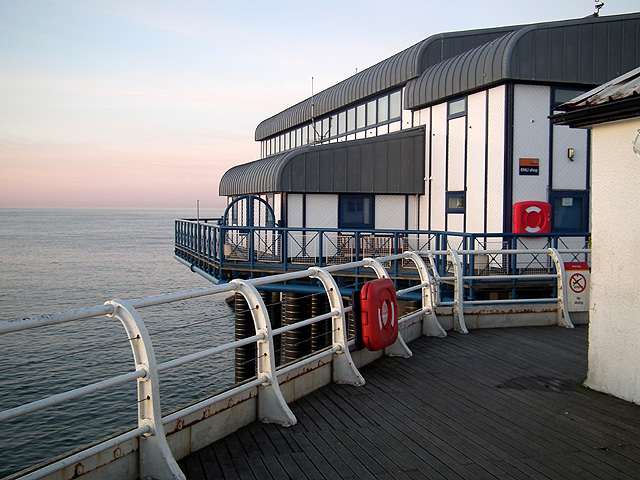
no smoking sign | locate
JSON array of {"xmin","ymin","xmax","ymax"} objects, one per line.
[
  {"xmin": 565, "ymin": 263, "xmax": 589, "ymax": 312},
  {"xmin": 570, "ymin": 273, "xmax": 586, "ymax": 294}
]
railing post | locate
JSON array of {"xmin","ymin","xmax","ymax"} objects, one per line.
[
  {"xmin": 308, "ymin": 267, "xmax": 365, "ymax": 386},
  {"xmin": 105, "ymin": 300, "xmax": 185, "ymax": 480},
  {"xmin": 548, "ymin": 248, "xmax": 575, "ymax": 329},
  {"xmin": 230, "ymin": 280, "xmax": 297, "ymax": 425},
  {"xmin": 448, "ymin": 249, "xmax": 469, "ymax": 333},
  {"xmin": 405, "ymin": 252, "xmax": 446, "ymax": 338}
]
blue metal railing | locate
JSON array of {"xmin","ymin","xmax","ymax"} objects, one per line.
[{"xmin": 174, "ymin": 219, "xmax": 590, "ymax": 297}]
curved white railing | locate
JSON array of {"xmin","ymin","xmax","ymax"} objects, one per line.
[{"xmin": 0, "ymin": 248, "xmax": 588, "ymax": 480}]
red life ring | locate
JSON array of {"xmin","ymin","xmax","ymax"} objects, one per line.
[
  {"xmin": 359, "ymin": 278, "xmax": 398, "ymax": 351},
  {"xmin": 513, "ymin": 201, "xmax": 551, "ymax": 234}
]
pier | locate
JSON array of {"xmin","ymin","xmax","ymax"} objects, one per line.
[{"xmin": 180, "ymin": 325, "xmax": 640, "ymax": 480}]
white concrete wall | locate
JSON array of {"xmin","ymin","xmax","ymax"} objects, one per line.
[{"xmin": 586, "ymin": 118, "xmax": 640, "ymax": 405}]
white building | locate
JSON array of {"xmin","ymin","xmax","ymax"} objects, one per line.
[
  {"xmin": 220, "ymin": 13, "xmax": 640, "ymax": 246},
  {"xmin": 552, "ymin": 67, "xmax": 640, "ymax": 405}
]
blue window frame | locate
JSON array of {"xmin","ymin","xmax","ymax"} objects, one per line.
[
  {"xmin": 446, "ymin": 191, "xmax": 465, "ymax": 214},
  {"xmin": 339, "ymin": 195, "xmax": 374, "ymax": 229},
  {"xmin": 549, "ymin": 190, "xmax": 589, "ymax": 233}
]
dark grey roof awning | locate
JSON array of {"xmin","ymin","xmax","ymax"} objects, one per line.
[
  {"xmin": 254, "ymin": 26, "xmax": 517, "ymax": 141},
  {"xmin": 405, "ymin": 13, "xmax": 640, "ymax": 109},
  {"xmin": 220, "ymin": 128, "xmax": 425, "ymax": 196}
]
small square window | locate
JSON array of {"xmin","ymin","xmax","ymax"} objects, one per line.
[
  {"xmin": 446, "ymin": 192, "xmax": 465, "ymax": 213},
  {"xmin": 448, "ymin": 98, "xmax": 466, "ymax": 118}
]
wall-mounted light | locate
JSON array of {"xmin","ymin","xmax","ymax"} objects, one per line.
[
  {"xmin": 633, "ymin": 130, "xmax": 640, "ymax": 157},
  {"xmin": 567, "ymin": 148, "xmax": 575, "ymax": 161}
]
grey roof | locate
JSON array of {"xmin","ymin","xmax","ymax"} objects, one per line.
[
  {"xmin": 405, "ymin": 13, "xmax": 640, "ymax": 109},
  {"xmin": 549, "ymin": 65, "xmax": 640, "ymax": 127},
  {"xmin": 220, "ymin": 128, "xmax": 425, "ymax": 196},
  {"xmin": 254, "ymin": 26, "xmax": 517, "ymax": 141},
  {"xmin": 255, "ymin": 13, "xmax": 640, "ymax": 140}
]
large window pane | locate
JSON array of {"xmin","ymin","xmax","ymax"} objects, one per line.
[
  {"xmin": 339, "ymin": 195, "xmax": 374, "ymax": 228},
  {"xmin": 356, "ymin": 104, "xmax": 366, "ymax": 129},
  {"xmin": 389, "ymin": 91, "xmax": 401, "ymax": 119},
  {"xmin": 367, "ymin": 99, "xmax": 377, "ymax": 126},
  {"xmin": 338, "ymin": 111, "xmax": 346, "ymax": 135},
  {"xmin": 347, "ymin": 108, "xmax": 356, "ymax": 132},
  {"xmin": 378, "ymin": 96, "xmax": 389, "ymax": 122},
  {"xmin": 330, "ymin": 114, "xmax": 338, "ymax": 138}
]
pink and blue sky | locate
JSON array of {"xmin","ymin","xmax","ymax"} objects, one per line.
[{"xmin": 1, "ymin": 0, "xmax": 638, "ymax": 209}]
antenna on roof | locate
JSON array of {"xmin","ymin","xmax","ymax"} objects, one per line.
[
  {"xmin": 311, "ymin": 76, "xmax": 320, "ymax": 144},
  {"xmin": 594, "ymin": 1, "xmax": 604, "ymax": 16}
]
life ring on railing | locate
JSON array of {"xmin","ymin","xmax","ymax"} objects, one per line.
[
  {"xmin": 513, "ymin": 201, "xmax": 551, "ymax": 234},
  {"xmin": 359, "ymin": 278, "xmax": 398, "ymax": 351}
]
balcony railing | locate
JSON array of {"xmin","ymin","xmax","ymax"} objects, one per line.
[{"xmin": 174, "ymin": 219, "xmax": 590, "ymax": 297}]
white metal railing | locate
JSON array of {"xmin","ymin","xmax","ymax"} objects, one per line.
[
  {"xmin": 418, "ymin": 247, "xmax": 590, "ymax": 333},
  {"xmin": 0, "ymin": 248, "xmax": 587, "ymax": 480}
]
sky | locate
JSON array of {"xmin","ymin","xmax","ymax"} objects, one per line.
[{"xmin": 1, "ymin": 1, "xmax": 638, "ymax": 209}]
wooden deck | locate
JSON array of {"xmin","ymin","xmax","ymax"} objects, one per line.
[{"xmin": 179, "ymin": 326, "xmax": 640, "ymax": 479}]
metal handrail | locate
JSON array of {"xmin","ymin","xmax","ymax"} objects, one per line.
[{"xmin": 0, "ymin": 248, "xmax": 589, "ymax": 479}]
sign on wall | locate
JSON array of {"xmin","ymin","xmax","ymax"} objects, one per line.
[{"xmin": 519, "ymin": 158, "xmax": 540, "ymax": 176}]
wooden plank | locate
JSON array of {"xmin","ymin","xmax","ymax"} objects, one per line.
[{"xmin": 179, "ymin": 326, "xmax": 640, "ymax": 480}]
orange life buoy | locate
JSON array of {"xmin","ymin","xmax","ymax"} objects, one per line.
[
  {"xmin": 513, "ymin": 201, "xmax": 551, "ymax": 234},
  {"xmin": 359, "ymin": 278, "xmax": 398, "ymax": 351}
]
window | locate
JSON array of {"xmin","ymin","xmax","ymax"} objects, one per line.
[
  {"xmin": 330, "ymin": 114, "xmax": 338, "ymax": 138},
  {"xmin": 446, "ymin": 191, "xmax": 465, "ymax": 213},
  {"xmin": 339, "ymin": 194, "xmax": 374, "ymax": 229},
  {"xmin": 389, "ymin": 91, "xmax": 401, "ymax": 119},
  {"xmin": 367, "ymin": 99, "xmax": 377, "ymax": 126},
  {"xmin": 356, "ymin": 104, "xmax": 366, "ymax": 129},
  {"xmin": 553, "ymin": 88, "xmax": 587, "ymax": 108},
  {"xmin": 338, "ymin": 111, "xmax": 346, "ymax": 135},
  {"xmin": 550, "ymin": 190, "xmax": 589, "ymax": 233},
  {"xmin": 448, "ymin": 98, "xmax": 466, "ymax": 118},
  {"xmin": 378, "ymin": 96, "xmax": 389, "ymax": 123},
  {"xmin": 321, "ymin": 118, "xmax": 329, "ymax": 140},
  {"xmin": 347, "ymin": 108, "xmax": 356, "ymax": 132}
]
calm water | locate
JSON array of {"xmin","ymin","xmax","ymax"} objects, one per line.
[{"xmin": 0, "ymin": 208, "xmax": 234, "ymax": 478}]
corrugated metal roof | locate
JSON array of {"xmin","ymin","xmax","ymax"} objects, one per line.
[
  {"xmin": 405, "ymin": 13, "xmax": 640, "ymax": 109},
  {"xmin": 557, "ymin": 66, "xmax": 640, "ymax": 109},
  {"xmin": 254, "ymin": 27, "xmax": 517, "ymax": 141},
  {"xmin": 220, "ymin": 128, "xmax": 425, "ymax": 196}
]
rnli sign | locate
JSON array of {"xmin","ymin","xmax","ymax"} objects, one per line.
[
  {"xmin": 565, "ymin": 262, "xmax": 589, "ymax": 312},
  {"xmin": 519, "ymin": 158, "xmax": 540, "ymax": 176}
]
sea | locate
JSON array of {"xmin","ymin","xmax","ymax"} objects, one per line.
[{"xmin": 0, "ymin": 208, "xmax": 235, "ymax": 478}]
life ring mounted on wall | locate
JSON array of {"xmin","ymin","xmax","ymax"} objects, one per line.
[
  {"xmin": 359, "ymin": 278, "xmax": 398, "ymax": 351},
  {"xmin": 513, "ymin": 201, "xmax": 551, "ymax": 234}
]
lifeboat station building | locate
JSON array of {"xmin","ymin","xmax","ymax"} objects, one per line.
[{"xmin": 219, "ymin": 12, "xmax": 639, "ymax": 249}]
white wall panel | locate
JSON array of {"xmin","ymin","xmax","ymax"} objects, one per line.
[
  {"xmin": 466, "ymin": 91, "xmax": 487, "ymax": 233},
  {"xmin": 446, "ymin": 214, "xmax": 465, "ymax": 236},
  {"xmin": 418, "ymin": 108, "xmax": 431, "ymax": 231},
  {"xmin": 486, "ymin": 86, "xmax": 505, "ymax": 234},
  {"xmin": 430, "ymin": 103, "xmax": 447, "ymax": 231},
  {"xmin": 402, "ymin": 108, "xmax": 413, "ymax": 130},
  {"xmin": 513, "ymin": 84, "xmax": 551, "ymax": 204},
  {"xmin": 408, "ymin": 195, "xmax": 418, "ymax": 230},
  {"xmin": 447, "ymin": 116, "xmax": 466, "ymax": 191},
  {"xmin": 552, "ymin": 124, "xmax": 588, "ymax": 190},
  {"xmin": 306, "ymin": 194, "xmax": 338, "ymax": 257},
  {"xmin": 375, "ymin": 195, "xmax": 405, "ymax": 230},
  {"xmin": 389, "ymin": 121, "xmax": 401, "ymax": 133},
  {"xmin": 287, "ymin": 194, "xmax": 304, "ymax": 259},
  {"xmin": 288, "ymin": 194, "xmax": 303, "ymax": 227}
]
